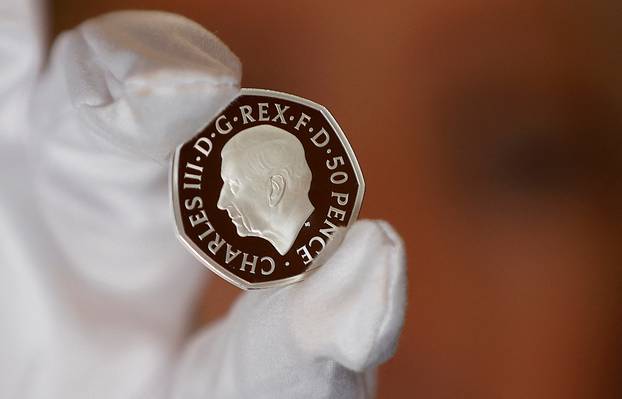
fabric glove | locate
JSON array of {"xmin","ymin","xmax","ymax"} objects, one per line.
[{"xmin": 0, "ymin": 2, "xmax": 407, "ymax": 398}]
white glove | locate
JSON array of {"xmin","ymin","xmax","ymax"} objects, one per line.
[{"xmin": 0, "ymin": 2, "xmax": 407, "ymax": 398}]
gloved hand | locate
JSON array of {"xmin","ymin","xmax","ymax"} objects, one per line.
[{"xmin": 0, "ymin": 1, "xmax": 407, "ymax": 398}]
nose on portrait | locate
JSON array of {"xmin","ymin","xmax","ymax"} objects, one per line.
[{"xmin": 217, "ymin": 187, "xmax": 229, "ymax": 211}]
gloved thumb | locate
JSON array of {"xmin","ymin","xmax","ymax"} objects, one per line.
[{"xmin": 172, "ymin": 220, "xmax": 407, "ymax": 398}]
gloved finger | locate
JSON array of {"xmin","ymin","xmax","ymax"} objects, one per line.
[
  {"xmin": 0, "ymin": 0, "xmax": 46, "ymax": 122},
  {"xmin": 26, "ymin": 11, "xmax": 240, "ymax": 346},
  {"xmin": 171, "ymin": 220, "xmax": 407, "ymax": 399},
  {"xmin": 34, "ymin": 10, "xmax": 241, "ymax": 160}
]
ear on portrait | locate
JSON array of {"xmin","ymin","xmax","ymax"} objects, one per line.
[{"xmin": 268, "ymin": 175, "xmax": 286, "ymax": 207}]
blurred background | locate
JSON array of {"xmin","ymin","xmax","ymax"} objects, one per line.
[{"xmin": 53, "ymin": 1, "xmax": 621, "ymax": 397}]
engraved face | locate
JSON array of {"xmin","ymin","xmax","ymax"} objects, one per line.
[
  {"xmin": 218, "ymin": 160, "xmax": 259, "ymax": 236},
  {"xmin": 217, "ymin": 124, "xmax": 314, "ymax": 255}
]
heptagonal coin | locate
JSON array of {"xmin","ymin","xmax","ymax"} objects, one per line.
[{"xmin": 171, "ymin": 88, "xmax": 364, "ymax": 290}]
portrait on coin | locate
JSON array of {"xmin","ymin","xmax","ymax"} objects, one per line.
[{"xmin": 217, "ymin": 124, "xmax": 314, "ymax": 255}]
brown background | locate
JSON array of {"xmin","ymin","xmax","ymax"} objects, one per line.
[{"xmin": 53, "ymin": 1, "xmax": 622, "ymax": 398}]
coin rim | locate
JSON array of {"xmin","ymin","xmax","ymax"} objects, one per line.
[{"xmin": 170, "ymin": 88, "xmax": 365, "ymax": 290}]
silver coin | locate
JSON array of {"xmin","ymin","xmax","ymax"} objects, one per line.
[{"xmin": 171, "ymin": 88, "xmax": 364, "ymax": 289}]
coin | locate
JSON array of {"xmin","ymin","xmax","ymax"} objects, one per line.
[{"xmin": 171, "ymin": 89, "xmax": 364, "ymax": 289}]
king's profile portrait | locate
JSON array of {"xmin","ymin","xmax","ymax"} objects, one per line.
[{"xmin": 217, "ymin": 124, "xmax": 314, "ymax": 255}]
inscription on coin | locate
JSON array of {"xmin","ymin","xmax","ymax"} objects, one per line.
[{"xmin": 172, "ymin": 89, "xmax": 364, "ymax": 289}]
